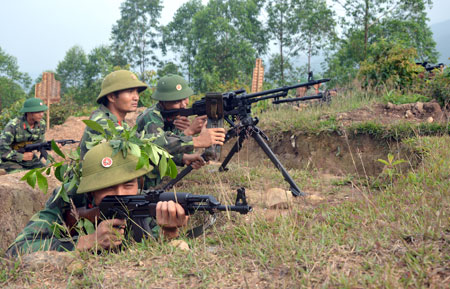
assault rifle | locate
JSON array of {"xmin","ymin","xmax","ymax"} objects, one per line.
[
  {"xmin": 416, "ymin": 62, "xmax": 445, "ymax": 72},
  {"xmin": 161, "ymin": 77, "xmax": 331, "ymax": 196},
  {"xmin": 16, "ymin": 139, "xmax": 79, "ymax": 160},
  {"xmin": 68, "ymin": 188, "xmax": 252, "ymax": 241}
]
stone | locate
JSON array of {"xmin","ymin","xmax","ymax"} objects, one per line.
[
  {"xmin": 427, "ymin": 116, "xmax": 434, "ymax": 123},
  {"xmin": 386, "ymin": 102, "xmax": 394, "ymax": 110},
  {"xmin": 414, "ymin": 102, "xmax": 424, "ymax": 114},
  {"xmin": 265, "ymin": 188, "xmax": 294, "ymax": 209},
  {"xmin": 169, "ymin": 239, "xmax": 190, "ymax": 251},
  {"xmin": 21, "ymin": 251, "xmax": 77, "ymax": 271},
  {"xmin": 405, "ymin": 110, "xmax": 413, "ymax": 119}
]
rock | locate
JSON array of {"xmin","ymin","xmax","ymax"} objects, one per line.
[
  {"xmin": 415, "ymin": 102, "xmax": 424, "ymax": 114},
  {"xmin": 290, "ymin": 135, "xmax": 296, "ymax": 148},
  {"xmin": 405, "ymin": 110, "xmax": 413, "ymax": 119},
  {"xmin": 169, "ymin": 240, "xmax": 190, "ymax": 251},
  {"xmin": 0, "ymin": 169, "xmax": 6, "ymax": 176},
  {"xmin": 265, "ymin": 188, "xmax": 294, "ymax": 209},
  {"xmin": 423, "ymin": 102, "xmax": 442, "ymax": 113},
  {"xmin": 21, "ymin": 251, "xmax": 77, "ymax": 271},
  {"xmin": 66, "ymin": 260, "xmax": 84, "ymax": 275},
  {"xmin": 307, "ymin": 194, "xmax": 324, "ymax": 202},
  {"xmin": 427, "ymin": 116, "xmax": 434, "ymax": 123},
  {"xmin": 386, "ymin": 102, "xmax": 394, "ymax": 110}
]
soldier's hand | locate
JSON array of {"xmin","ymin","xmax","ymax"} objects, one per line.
[
  {"xmin": 22, "ymin": 152, "xmax": 34, "ymax": 161},
  {"xmin": 156, "ymin": 201, "xmax": 189, "ymax": 239},
  {"xmin": 76, "ymin": 218, "xmax": 126, "ymax": 250},
  {"xmin": 174, "ymin": 116, "xmax": 191, "ymax": 132},
  {"xmin": 192, "ymin": 123, "xmax": 225, "ymax": 148},
  {"xmin": 182, "ymin": 153, "xmax": 206, "ymax": 169}
]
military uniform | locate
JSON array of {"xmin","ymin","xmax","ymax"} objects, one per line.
[
  {"xmin": 136, "ymin": 103, "xmax": 194, "ymax": 166},
  {"xmin": 79, "ymin": 104, "xmax": 129, "ymax": 159},
  {"xmin": 79, "ymin": 70, "xmax": 148, "ymax": 160},
  {"xmin": 7, "ymin": 142, "xmax": 160, "ymax": 257},
  {"xmin": 0, "ymin": 98, "xmax": 48, "ymax": 173}
]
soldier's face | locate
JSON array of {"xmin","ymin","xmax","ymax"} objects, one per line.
[
  {"xmin": 109, "ymin": 88, "xmax": 140, "ymax": 113},
  {"xmin": 92, "ymin": 178, "xmax": 139, "ymax": 206},
  {"xmin": 27, "ymin": 111, "xmax": 45, "ymax": 123},
  {"xmin": 161, "ymin": 98, "xmax": 189, "ymax": 110}
]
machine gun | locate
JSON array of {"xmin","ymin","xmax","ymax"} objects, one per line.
[
  {"xmin": 68, "ymin": 188, "xmax": 252, "ymax": 241},
  {"xmin": 15, "ymin": 139, "xmax": 80, "ymax": 160},
  {"xmin": 161, "ymin": 77, "xmax": 331, "ymax": 196},
  {"xmin": 416, "ymin": 62, "xmax": 445, "ymax": 72}
]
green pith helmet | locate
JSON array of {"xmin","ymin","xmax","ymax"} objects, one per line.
[
  {"xmin": 77, "ymin": 142, "xmax": 153, "ymax": 194},
  {"xmin": 96, "ymin": 70, "xmax": 148, "ymax": 104},
  {"xmin": 152, "ymin": 74, "xmax": 194, "ymax": 101},
  {"xmin": 20, "ymin": 98, "xmax": 48, "ymax": 113}
]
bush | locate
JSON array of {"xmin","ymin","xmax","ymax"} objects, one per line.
[
  {"xmin": 383, "ymin": 90, "xmax": 430, "ymax": 105},
  {"xmin": 358, "ymin": 40, "xmax": 422, "ymax": 90},
  {"xmin": 0, "ymin": 98, "xmax": 25, "ymax": 130}
]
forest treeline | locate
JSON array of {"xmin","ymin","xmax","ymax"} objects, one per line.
[{"xmin": 0, "ymin": 0, "xmax": 446, "ymax": 123}]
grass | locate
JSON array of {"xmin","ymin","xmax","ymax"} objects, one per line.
[
  {"xmin": 1, "ymin": 88, "xmax": 449, "ymax": 288},
  {"xmin": 1, "ymin": 135, "xmax": 449, "ymax": 288}
]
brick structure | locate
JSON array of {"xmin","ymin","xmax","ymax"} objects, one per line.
[
  {"xmin": 251, "ymin": 58, "xmax": 264, "ymax": 93},
  {"xmin": 35, "ymin": 72, "xmax": 61, "ymax": 129}
]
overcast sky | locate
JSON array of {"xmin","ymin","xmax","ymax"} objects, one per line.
[{"xmin": 1, "ymin": 0, "xmax": 449, "ymax": 81}]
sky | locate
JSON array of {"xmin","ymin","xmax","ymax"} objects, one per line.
[{"xmin": 0, "ymin": 0, "xmax": 449, "ymax": 81}]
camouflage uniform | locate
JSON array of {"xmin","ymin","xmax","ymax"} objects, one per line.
[
  {"xmin": 79, "ymin": 104, "xmax": 129, "ymax": 160},
  {"xmin": 136, "ymin": 103, "xmax": 194, "ymax": 166},
  {"xmin": 6, "ymin": 143, "xmax": 160, "ymax": 257},
  {"xmin": 0, "ymin": 115, "xmax": 46, "ymax": 172}
]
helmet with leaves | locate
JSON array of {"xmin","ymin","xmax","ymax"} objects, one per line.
[
  {"xmin": 76, "ymin": 142, "xmax": 153, "ymax": 194},
  {"xmin": 97, "ymin": 70, "xmax": 148, "ymax": 104},
  {"xmin": 151, "ymin": 74, "xmax": 194, "ymax": 101}
]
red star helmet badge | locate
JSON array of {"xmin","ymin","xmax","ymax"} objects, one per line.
[
  {"xmin": 101, "ymin": 157, "xmax": 113, "ymax": 168},
  {"xmin": 176, "ymin": 84, "xmax": 182, "ymax": 91}
]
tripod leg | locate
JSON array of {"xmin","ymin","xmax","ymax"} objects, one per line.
[
  {"xmin": 219, "ymin": 133, "xmax": 246, "ymax": 172},
  {"xmin": 251, "ymin": 130, "xmax": 305, "ymax": 197}
]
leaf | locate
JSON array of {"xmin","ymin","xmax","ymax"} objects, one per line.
[
  {"xmin": 82, "ymin": 218, "xmax": 95, "ymax": 234},
  {"xmin": 377, "ymin": 159, "xmax": 390, "ymax": 166},
  {"xmin": 136, "ymin": 155, "xmax": 148, "ymax": 170},
  {"xmin": 387, "ymin": 153, "xmax": 394, "ymax": 164},
  {"xmin": 55, "ymin": 164, "xmax": 67, "ymax": 182},
  {"xmin": 167, "ymin": 159, "xmax": 178, "ymax": 179},
  {"xmin": 129, "ymin": 143, "xmax": 141, "ymax": 158},
  {"xmin": 147, "ymin": 146, "xmax": 160, "ymax": 166},
  {"xmin": 51, "ymin": 140, "xmax": 65, "ymax": 158},
  {"xmin": 26, "ymin": 171, "xmax": 37, "ymax": 188},
  {"xmin": 158, "ymin": 155, "xmax": 168, "ymax": 177},
  {"xmin": 106, "ymin": 119, "xmax": 118, "ymax": 135},
  {"xmin": 36, "ymin": 170, "xmax": 48, "ymax": 194},
  {"xmin": 83, "ymin": 120, "xmax": 106, "ymax": 135}
]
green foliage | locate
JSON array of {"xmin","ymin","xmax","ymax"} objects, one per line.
[
  {"xmin": 0, "ymin": 98, "xmax": 25, "ymax": 130},
  {"xmin": 111, "ymin": 0, "xmax": 163, "ymax": 80},
  {"xmin": 358, "ymin": 40, "xmax": 423, "ymax": 90},
  {"xmin": 416, "ymin": 70, "xmax": 450, "ymax": 107},
  {"xmin": 377, "ymin": 153, "xmax": 406, "ymax": 186},
  {"xmin": 383, "ymin": 90, "xmax": 430, "ymax": 105},
  {"xmin": 0, "ymin": 47, "xmax": 31, "ymax": 111}
]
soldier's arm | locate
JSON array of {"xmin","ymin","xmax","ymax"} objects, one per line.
[{"xmin": 0, "ymin": 123, "xmax": 25, "ymax": 162}]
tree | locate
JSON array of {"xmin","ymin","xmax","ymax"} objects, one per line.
[
  {"xmin": 56, "ymin": 46, "xmax": 87, "ymax": 92},
  {"xmin": 111, "ymin": 0, "xmax": 163, "ymax": 81},
  {"xmin": 292, "ymin": 0, "xmax": 336, "ymax": 73},
  {"xmin": 326, "ymin": 0, "xmax": 436, "ymax": 86},
  {"xmin": 192, "ymin": 0, "xmax": 267, "ymax": 91},
  {"xmin": 265, "ymin": 0, "xmax": 298, "ymax": 85},
  {"xmin": 0, "ymin": 47, "xmax": 31, "ymax": 111},
  {"xmin": 161, "ymin": 0, "xmax": 203, "ymax": 82}
]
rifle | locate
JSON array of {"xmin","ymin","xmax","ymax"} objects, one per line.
[
  {"xmin": 416, "ymin": 62, "xmax": 445, "ymax": 72},
  {"xmin": 68, "ymin": 188, "xmax": 252, "ymax": 241},
  {"xmin": 16, "ymin": 139, "xmax": 80, "ymax": 160},
  {"xmin": 160, "ymin": 77, "xmax": 331, "ymax": 196}
]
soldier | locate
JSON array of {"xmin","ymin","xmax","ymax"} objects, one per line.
[
  {"xmin": 6, "ymin": 141, "xmax": 188, "ymax": 256},
  {"xmin": 0, "ymin": 98, "xmax": 48, "ymax": 174},
  {"xmin": 136, "ymin": 74, "xmax": 226, "ymax": 187},
  {"xmin": 79, "ymin": 70, "xmax": 148, "ymax": 159}
]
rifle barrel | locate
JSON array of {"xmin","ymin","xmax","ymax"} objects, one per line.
[{"xmin": 244, "ymin": 78, "xmax": 330, "ymax": 99}]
